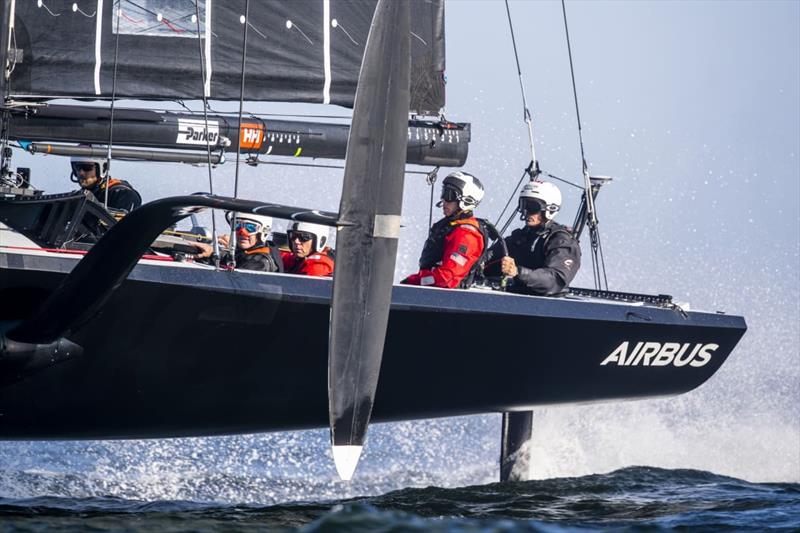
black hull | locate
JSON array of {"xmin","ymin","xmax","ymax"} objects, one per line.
[{"xmin": 0, "ymin": 250, "xmax": 746, "ymax": 440}]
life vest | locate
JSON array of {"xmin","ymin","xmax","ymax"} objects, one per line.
[
  {"xmin": 91, "ymin": 178, "xmax": 142, "ymax": 212},
  {"xmin": 418, "ymin": 214, "xmax": 489, "ymax": 288},
  {"xmin": 281, "ymin": 248, "xmax": 334, "ymax": 277},
  {"xmin": 506, "ymin": 222, "xmax": 574, "ymax": 270},
  {"xmin": 241, "ymin": 244, "xmax": 283, "ymax": 272}
]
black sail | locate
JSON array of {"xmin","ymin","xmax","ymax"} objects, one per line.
[
  {"xmin": 7, "ymin": 0, "xmax": 442, "ymax": 114},
  {"xmin": 327, "ymin": 0, "xmax": 410, "ymax": 480}
]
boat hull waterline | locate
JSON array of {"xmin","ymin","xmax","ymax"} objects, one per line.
[{"xmin": 0, "ymin": 250, "xmax": 746, "ymax": 440}]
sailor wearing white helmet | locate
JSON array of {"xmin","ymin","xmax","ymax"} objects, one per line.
[
  {"xmin": 281, "ymin": 221, "xmax": 334, "ymax": 277},
  {"xmin": 484, "ymin": 180, "xmax": 581, "ymax": 296},
  {"xmin": 193, "ymin": 212, "xmax": 282, "ymax": 272},
  {"xmin": 70, "ymin": 149, "xmax": 141, "ymax": 212},
  {"xmin": 402, "ymin": 171, "xmax": 489, "ymax": 289}
]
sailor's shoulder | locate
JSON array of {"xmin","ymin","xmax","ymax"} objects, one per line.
[
  {"xmin": 449, "ymin": 221, "xmax": 483, "ymax": 239},
  {"xmin": 107, "ymin": 178, "xmax": 135, "ymax": 190},
  {"xmin": 546, "ymin": 222, "xmax": 574, "ymax": 237},
  {"xmin": 546, "ymin": 224, "xmax": 579, "ymax": 247},
  {"xmin": 507, "ymin": 227, "xmax": 528, "ymax": 244},
  {"xmin": 309, "ymin": 251, "xmax": 335, "ymax": 264}
]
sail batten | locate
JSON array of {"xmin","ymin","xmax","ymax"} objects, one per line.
[{"xmin": 7, "ymin": 0, "xmax": 444, "ymax": 113}]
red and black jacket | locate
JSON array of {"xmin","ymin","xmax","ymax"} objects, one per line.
[
  {"xmin": 402, "ymin": 213, "xmax": 487, "ymax": 289},
  {"xmin": 280, "ymin": 248, "xmax": 334, "ymax": 277}
]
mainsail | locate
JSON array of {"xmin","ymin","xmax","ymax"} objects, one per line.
[
  {"xmin": 7, "ymin": 0, "xmax": 444, "ymax": 114},
  {"xmin": 2, "ymin": 1, "xmax": 467, "ymax": 166}
]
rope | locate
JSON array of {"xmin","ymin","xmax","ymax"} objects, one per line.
[
  {"xmin": 103, "ymin": 5, "xmax": 123, "ymax": 211},
  {"xmin": 426, "ymin": 166, "xmax": 439, "ymax": 229},
  {"xmin": 227, "ymin": 0, "xmax": 251, "ymax": 267},
  {"xmin": 194, "ymin": 0, "xmax": 220, "ymax": 268},
  {"xmin": 495, "ymin": 2, "xmax": 542, "ymax": 241},
  {"xmin": 493, "ymin": 168, "xmax": 527, "ymax": 229},
  {"xmin": 241, "ymin": 157, "xmax": 431, "ymax": 175},
  {"xmin": 0, "ymin": 9, "xmax": 14, "ymax": 184},
  {"xmin": 561, "ymin": 0, "xmax": 607, "ymax": 290},
  {"xmin": 504, "ymin": 0, "xmax": 537, "ymax": 170}
]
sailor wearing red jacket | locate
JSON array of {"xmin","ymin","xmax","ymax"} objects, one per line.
[
  {"xmin": 281, "ymin": 221, "xmax": 334, "ymax": 277},
  {"xmin": 402, "ymin": 171, "xmax": 486, "ymax": 289}
]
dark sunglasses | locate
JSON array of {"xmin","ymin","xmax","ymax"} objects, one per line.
[
  {"xmin": 75, "ymin": 163, "xmax": 96, "ymax": 172},
  {"xmin": 235, "ymin": 221, "xmax": 261, "ymax": 233},
  {"xmin": 440, "ymin": 186, "xmax": 461, "ymax": 202},
  {"xmin": 520, "ymin": 198, "xmax": 545, "ymax": 213},
  {"xmin": 288, "ymin": 230, "xmax": 314, "ymax": 243}
]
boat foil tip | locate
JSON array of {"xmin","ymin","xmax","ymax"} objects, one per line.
[{"xmin": 332, "ymin": 445, "xmax": 362, "ymax": 481}]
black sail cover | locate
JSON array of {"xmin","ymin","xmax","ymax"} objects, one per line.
[{"xmin": 6, "ymin": 0, "xmax": 443, "ymax": 114}]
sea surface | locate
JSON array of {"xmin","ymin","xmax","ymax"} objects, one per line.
[
  {"xmin": 1, "ymin": 419, "xmax": 798, "ymax": 532},
  {"xmin": 1, "ymin": 465, "xmax": 798, "ymax": 531}
]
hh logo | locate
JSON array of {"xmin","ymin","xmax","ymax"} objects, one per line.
[{"xmin": 239, "ymin": 123, "xmax": 264, "ymax": 150}]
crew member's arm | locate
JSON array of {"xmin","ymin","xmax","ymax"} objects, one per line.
[
  {"xmin": 511, "ymin": 233, "xmax": 581, "ymax": 295},
  {"xmin": 402, "ymin": 226, "xmax": 483, "ymax": 288},
  {"xmin": 193, "ymin": 242, "xmax": 214, "ymax": 259},
  {"xmin": 481, "ymin": 237, "xmax": 508, "ymax": 278}
]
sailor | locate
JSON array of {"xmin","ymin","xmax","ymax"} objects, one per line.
[
  {"xmin": 70, "ymin": 153, "xmax": 142, "ymax": 212},
  {"xmin": 484, "ymin": 180, "xmax": 581, "ymax": 296},
  {"xmin": 281, "ymin": 221, "xmax": 335, "ymax": 277},
  {"xmin": 193, "ymin": 212, "xmax": 282, "ymax": 272},
  {"xmin": 401, "ymin": 171, "xmax": 487, "ymax": 288}
]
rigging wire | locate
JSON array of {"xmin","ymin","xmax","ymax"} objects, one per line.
[
  {"xmin": 493, "ymin": 168, "xmax": 527, "ymax": 229},
  {"xmin": 504, "ymin": 0, "xmax": 538, "ymax": 173},
  {"xmin": 495, "ymin": 1, "xmax": 541, "ymax": 236},
  {"xmin": 561, "ymin": 0, "xmax": 607, "ymax": 290},
  {"xmin": 242, "ymin": 158, "xmax": 432, "ymax": 175},
  {"xmin": 194, "ymin": 0, "xmax": 220, "ymax": 268},
  {"xmin": 103, "ymin": 6, "xmax": 123, "ymax": 211},
  {"xmin": 0, "ymin": 8, "xmax": 14, "ymax": 187},
  {"xmin": 426, "ymin": 166, "xmax": 439, "ymax": 229},
  {"xmin": 227, "ymin": 1, "xmax": 251, "ymax": 266}
]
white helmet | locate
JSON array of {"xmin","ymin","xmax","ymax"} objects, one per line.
[
  {"xmin": 226, "ymin": 211, "xmax": 273, "ymax": 243},
  {"xmin": 70, "ymin": 149, "xmax": 107, "ymax": 181},
  {"xmin": 440, "ymin": 171, "xmax": 484, "ymax": 211},
  {"xmin": 288, "ymin": 221, "xmax": 329, "ymax": 253},
  {"xmin": 519, "ymin": 180, "xmax": 561, "ymax": 220}
]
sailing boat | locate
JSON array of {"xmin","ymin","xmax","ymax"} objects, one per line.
[{"xmin": 0, "ymin": 0, "xmax": 745, "ymax": 481}]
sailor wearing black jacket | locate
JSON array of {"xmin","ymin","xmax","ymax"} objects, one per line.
[
  {"xmin": 70, "ymin": 153, "xmax": 142, "ymax": 213},
  {"xmin": 193, "ymin": 212, "xmax": 282, "ymax": 273},
  {"xmin": 485, "ymin": 180, "xmax": 580, "ymax": 296}
]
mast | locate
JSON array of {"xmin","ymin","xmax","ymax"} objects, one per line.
[{"xmin": 328, "ymin": 0, "xmax": 410, "ymax": 480}]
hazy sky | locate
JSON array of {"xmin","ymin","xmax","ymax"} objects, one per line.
[{"xmin": 11, "ymin": 0, "xmax": 799, "ymax": 481}]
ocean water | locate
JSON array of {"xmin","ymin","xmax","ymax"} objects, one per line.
[
  {"xmin": 1, "ymin": 417, "xmax": 799, "ymax": 532},
  {"xmin": 1, "ymin": 463, "xmax": 798, "ymax": 531}
]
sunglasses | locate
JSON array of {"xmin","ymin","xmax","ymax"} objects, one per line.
[
  {"xmin": 520, "ymin": 198, "xmax": 545, "ymax": 214},
  {"xmin": 234, "ymin": 221, "xmax": 261, "ymax": 233},
  {"xmin": 288, "ymin": 230, "xmax": 314, "ymax": 243},
  {"xmin": 75, "ymin": 163, "xmax": 96, "ymax": 172},
  {"xmin": 440, "ymin": 186, "xmax": 461, "ymax": 203}
]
